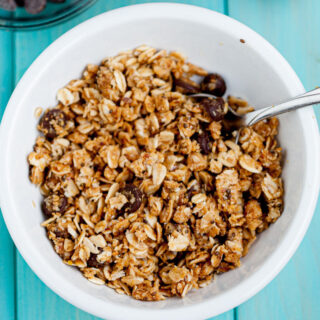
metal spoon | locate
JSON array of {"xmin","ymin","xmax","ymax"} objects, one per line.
[{"xmin": 191, "ymin": 87, "xmax": 320, "ymax": 143}]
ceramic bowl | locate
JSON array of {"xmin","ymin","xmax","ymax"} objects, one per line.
[{"xmin": 0, "ymin": 3, "xmax": 319, "ymax": 320}]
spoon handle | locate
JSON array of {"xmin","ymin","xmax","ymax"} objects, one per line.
[{"xmin": 244, "ymin": 87, "xmax": 320, "ymax": 126}]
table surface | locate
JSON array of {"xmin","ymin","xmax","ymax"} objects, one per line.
[{"xmin": 1, "ymin": 1, "xmax": 320, "ymax": 319}]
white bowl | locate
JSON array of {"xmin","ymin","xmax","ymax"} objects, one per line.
[{"xmin": 0, "ymin": 3, "xmax": 319, "ymax": 320}]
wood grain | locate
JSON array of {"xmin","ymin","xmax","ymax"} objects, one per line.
[{"xmin": 0, "ymin": 29, "xmax": 16, "ymax": 320}]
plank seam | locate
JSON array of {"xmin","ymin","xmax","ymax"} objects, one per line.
[
  {"xmin": 10, "ymin": 27, "xmax": 18, "ymax": 320},
  {"xmin": 224, "ymin": 0, "xmax": 229, "ymax": 16},
  {"xmin": 233, "ymin": 307, "xmax": 238, "ymax": 320}
]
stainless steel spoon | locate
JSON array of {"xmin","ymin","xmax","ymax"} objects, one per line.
[{"xmin": 191, "ymin": 87, "xmax": 320, "ymax": 143}]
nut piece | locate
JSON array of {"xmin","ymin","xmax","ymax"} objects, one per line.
[
  {"xmin": 106, "ymin": 145, "xmax": 120, "ymax": 169},
  {"xmin": 152, "ymin": 163, "xmax": 167, "ymax": 186}
]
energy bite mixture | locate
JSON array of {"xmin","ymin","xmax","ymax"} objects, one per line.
[{"xmin": 28, "ymin": 46, "xmax": 283, "ymax": 301}]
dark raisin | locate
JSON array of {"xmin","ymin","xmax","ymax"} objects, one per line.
[
  {"xmin": 25, "ymin": 0, "xmax": 46, "ymax": 14},
  {"xmin": 39, "ymin": 109, "xmax": 67, "ymax": 139},
  {"xmin": 174, "ymin": 78, "xmax": 200, "ymax": 94},
  {"xmin": 87, "ymin": 254, "xmax": 102, "ymax": 268},
  {"xmin": 186, "ymin": 188, "xmax": 194, "ymax": 200},
  {"xmin": 197, "ymin": 130, "xmax": 211, "ymax": 154},
  {"xmin": 42, "ymin": 195, "xmax": 68, "ymax": 217},
  {"xmin": 200, "ymin": 97, "xmax": 226, "ymax": 121},
  {"xmin": 216, "ymin": 234, "xmax": 227, "ymax": 244},
  {"xmin": 54, "ymin": 229, "xmax": 69, "ymax": 238},
  {"xmin": 186, "ymin": 183, "xmax": 200, "ymax": 200},
  {"xmin": 120, "ymin": 184, "xmax": 142, "ymax": 213},
  {"xmin": 242, "ymin": 191, "xmax": 251, "ymax": 202},
  {"xmin": 0, "ymin": 0, "xmax": 17, "ymax": 10},
  {"xmin": 201, "ymin": 73, "xmax": 226, "ymax": 97},
  {"xmin": 259, "ymin": 196, "xmax": 269, "ymax": 215}
]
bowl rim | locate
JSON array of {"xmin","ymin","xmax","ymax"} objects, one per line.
[{"xmin": 0, "ymin": 3, "xmax": 319, "ymax": 320}]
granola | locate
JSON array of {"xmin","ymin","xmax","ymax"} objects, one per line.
[{"xmin": 28, "ymin": 46, "xmax": 283, "ymax": 301}]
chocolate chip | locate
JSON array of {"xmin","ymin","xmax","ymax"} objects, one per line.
[
  {"xmin": 121, "ymin": 184, "xmax": 142, "ymax": 213},
  {"xmin": 201, "ymin": 73, "xmax": 226, "ymax": 97},
  {"xmin": 197, "ymin": 130, "xmax": 211, "ymax": 155},
  {"xmin": 42, "ymin": 195, "xmax": 68, "ymax": 217},
  {"xmin": 0, "ymin": 0, "xmax": 17, "ymax": 10},
  {"xmin": 200, "ymin": 97, "xmax": 226, "ymax": 121},
  {"xmin": 25, "ymin": 0, "xmax": 46, "ymax": 14},
  {"xmin": 174, "ymin": 78, "xmax": 200, "ymax": 94},
  {"xmin": 39, "ymin": 109, "xmax": 67, "ymax": 139},
  {"xmin": 87, "ymin": 254, "xmax": 102, "ymax": 268}
]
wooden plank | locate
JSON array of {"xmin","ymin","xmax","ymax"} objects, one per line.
[
  {"xmin": 0, "ymin": 29, "xmax": 16, "ymax": 320},
  {"xmin": 16, "ymin": 253, "xmax": 99, "ymax": 320},
  {"xmin": 13, "ymin": 1, "xmax": 233, "ymax": 319},
  {"xmin": 228, "ymin": 0, "xmax": 320, "ymax": 319}
]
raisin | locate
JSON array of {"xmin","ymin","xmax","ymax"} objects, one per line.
[
  {"xmin": 201, "ymin": 73, "xmax": 226, "ymax": 97},
  {"xmin": 197, "ymin": 130, "xmax": 211, "ymax": 155},
  {"xmin": 200, "ymin": 97, "xmax": 226, "ymax": 121},
  {"xmin": 39, "ymin": 109, "xmax": 67, "ymax": 139},
  {"xmin": 174, "ymin": 78, "xmax": 200, "ymax": 94},
  {"xmin": 120, "ymin": 184, "xmax": 142, "ymax": 213},
  {"xmin": 87, "ymin": 254, "xmax": 102, "ymax": 268},
  {"xmin": 42, "ymin": 195, "xmax": 67, "ymax": 217},
  {"xmin": 54, "ymin": 229, "xmax": 69, "ymax": 238}
]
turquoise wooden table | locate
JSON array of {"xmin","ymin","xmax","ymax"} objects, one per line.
[{"xmin": 1, "ymin": 1, "xmax": 320, "ymax": 319}]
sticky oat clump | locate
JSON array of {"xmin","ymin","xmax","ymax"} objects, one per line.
[{"xmin": 28, "ymin": 45, "xmax": 283, "ymax": 301}]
